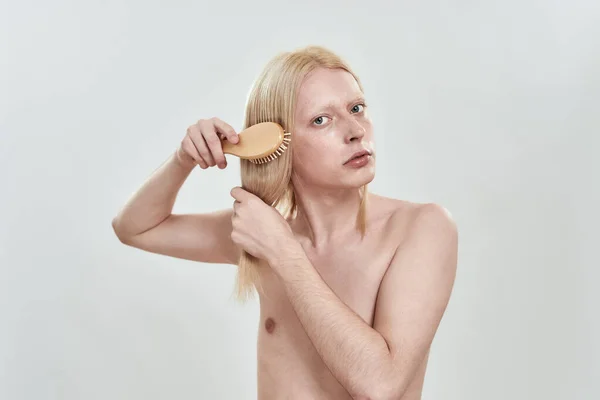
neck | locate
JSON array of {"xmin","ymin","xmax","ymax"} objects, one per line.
[{"xmin": 291, "ymin": 178, "xmax": 366, "ymax": 249}]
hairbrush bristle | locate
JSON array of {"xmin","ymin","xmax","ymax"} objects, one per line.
[{"xmin": 249, "ymin": 132, "xmax": 291, "ymax": 165}]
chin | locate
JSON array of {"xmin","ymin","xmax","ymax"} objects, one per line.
[
  {"xmin": 343, "ymin": 166, "xmax": 376, "ymax": 188},
  {"xmin": 305, "ymin": 160, "xmax": 376, "ymax": 188},
  {"xmin": 354, "ymin": 159, "xmax": 376, "ymax": 181},
  {"xmin": 359, "ymin": 170, "xmax": 376, "ymax": 186}
]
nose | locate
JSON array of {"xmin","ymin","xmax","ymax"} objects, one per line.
[{"xmin": 344, "ymin": 118, "xmax": 366, "ymax": 144}]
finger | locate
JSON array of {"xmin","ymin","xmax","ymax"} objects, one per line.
[
  {"xmin": 193, "ymin": 122, "xmax": 216, "ymax": 167},
  {"xmin": 217, "ymin": 132, "xmax": 232, "ymax": 168},
  {"xmin": 230, "ymin": 187, "xmax": 241, "ymax": 201},
  {"xmin": 181, "ymin": 136, "xmax": 199, "ymax": 162},
  {"xmin": 182, "ymin": 136, "xmax": 208, "ymax": 168},
  {"xmin": 194, "ymin": 135, "xmax": 215, "ymax": 167},
  {"xmin": 196, "ymin": 156, "xmax": 209, "ymax": 169},
  {"xmin": 212, "ymin": 118, "xmax": 239, "ymax": 144},
  {"xmin": 204, "ymin": 128, "xmax": 227, "ymax": 169},
  {"xmin": 230, "ymin": 187, "xmax": 251, "ymax": 202}
]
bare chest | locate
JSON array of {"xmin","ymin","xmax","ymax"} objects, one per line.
[
  {"xmin": 252, "ymin": 197, "xmax": 424, "ymax": 399},
  {"xmin": 253, "ymin": 223, "xmax": 399, "ymax": 399},
  {"xmin": 257, "ymin": 225, "xmax": 397, "ymax": 325}
]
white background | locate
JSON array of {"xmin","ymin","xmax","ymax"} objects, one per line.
[{"xmin": 1, "ymin": 1, "xmax": 598, "ymax": 399}]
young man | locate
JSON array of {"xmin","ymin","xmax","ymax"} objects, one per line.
[{"xmin": 113, "ymin": 53, "xmax": 458, "ymax": 400}]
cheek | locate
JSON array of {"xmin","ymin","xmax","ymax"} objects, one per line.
[
  {"xmin": 293, "ymin": 141, "xmax": 335, "ymax": 172},
  {"xmin": 363, "ymin": 120, "xmax": 374, "ymax": 138},
  {"xmin": 362, "ymin": 122, "xmax": 375, "ymax": 146}
]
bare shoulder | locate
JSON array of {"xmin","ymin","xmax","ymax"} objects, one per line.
[{"xmin": 368, "ymin": 193, "xmax": 457, "ymax": 248}]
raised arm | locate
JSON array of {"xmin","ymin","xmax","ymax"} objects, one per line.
[{"xmin": 111, "ymin": 118, "xmax": 241, "ymax": 265}]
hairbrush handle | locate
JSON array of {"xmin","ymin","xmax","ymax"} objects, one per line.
[{"xmin": 221, "ymin": 122, "xmax": 291, "ymax": 164}]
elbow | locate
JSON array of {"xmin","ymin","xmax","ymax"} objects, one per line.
[
  {"xmin": 354, "ymin": 380, "xmax": 404, "ymax": 400},
  {"xmin": 352, "ymin": 354, "xmax": 411, "ymax": 400},
  {"xmin": 111, "ymin": 216, "xmax": 132, "ymax": 244},
  {"xmin": 353, "ymin": 392, "xmax": 392, "ymax": 400},
  {"xmin": 354, "ymin": 390, "xmax": 398, "ymax": 400}
]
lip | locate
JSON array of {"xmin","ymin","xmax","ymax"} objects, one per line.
[{"xmin": 344, "ymin": 149, "xmax": 371, "ymax": 164}]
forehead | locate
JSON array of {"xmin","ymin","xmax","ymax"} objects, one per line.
[{"xmin": 296, "ymin": 68, "xmax": 362, "ymax": 114}]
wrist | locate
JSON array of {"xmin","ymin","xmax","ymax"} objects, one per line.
[
  {"xmin": 268, "ymin": 237, "xmax": 305, "ymax": 270},
  {"xmin": 174, "ymin": 146, "xmax": 197, "ymax": 170}
]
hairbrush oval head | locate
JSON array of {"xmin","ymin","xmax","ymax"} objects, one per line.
[{"xmin": 221, "ymin": 122, "xmax": 291, "ymax": 164}]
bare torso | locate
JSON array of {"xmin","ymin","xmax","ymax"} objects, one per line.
[{"xmin": 254, "ymin": 193, "xmax": 430, "ymax": 400}]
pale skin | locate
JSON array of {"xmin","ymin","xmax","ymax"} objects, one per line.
[{"xmin": 113, "ymin": 67, "xmax": 458, "ymax": 400}]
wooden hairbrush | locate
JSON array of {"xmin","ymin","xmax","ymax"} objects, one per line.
[{"xmin": 221, "ymin": 122, "xmax": 291, "ymax": 164}]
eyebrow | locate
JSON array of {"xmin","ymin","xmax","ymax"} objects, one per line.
[{"xmin": 307, "ymin": 95, "xmax": 366, "ymax": 116}]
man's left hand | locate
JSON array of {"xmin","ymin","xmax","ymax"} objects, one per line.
[{"xmin": 230, "ymin": 186, "xmax": 298, "ymax": 265}]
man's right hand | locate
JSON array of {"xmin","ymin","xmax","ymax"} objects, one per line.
[{"xmin": 177, "ymin": 117, "xmax": 239, "ymax": 169}]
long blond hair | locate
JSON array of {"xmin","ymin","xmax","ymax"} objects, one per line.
[{"xmin": 232, "ymin": 45, "xmax": 369, "ymax": 303}]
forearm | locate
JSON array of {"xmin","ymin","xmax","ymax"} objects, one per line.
[
  {"xmin": 271, "ymin": 245, "xmax": 394, "ymax": 399},
  {"xmin": 112, "ymin": 148, "xmax": 196, "ymax": 238}
]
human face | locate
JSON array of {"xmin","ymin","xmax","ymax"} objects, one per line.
[{"xmin": 291, "ymin": 67, "xmax": 376, "ymax": 190}]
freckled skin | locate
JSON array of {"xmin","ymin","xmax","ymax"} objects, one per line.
[{"xmin": 265, "ymin": 317, "xmax": 276, "ymax": 333}]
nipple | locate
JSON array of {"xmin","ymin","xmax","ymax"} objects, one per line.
[{"xmin": 264, "ymin": 317, "xmax": 276, "ymax": 334}]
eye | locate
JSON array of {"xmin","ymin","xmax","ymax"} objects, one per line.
[
  {"xmin": 351, "ymin": 103, "xmax": 365, "ymax": 113},
  {"xmin": 313, "ymin": 116, "xmax": 330, "ymax": 126},
  {"xmin": 312, "ymin": 103, "xmax": 366, "ymax": 126}
]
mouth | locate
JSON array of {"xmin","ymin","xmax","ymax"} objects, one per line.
[{"xmin": 344, "ymin": 149, "xmax": 371, "ymax": 164}]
